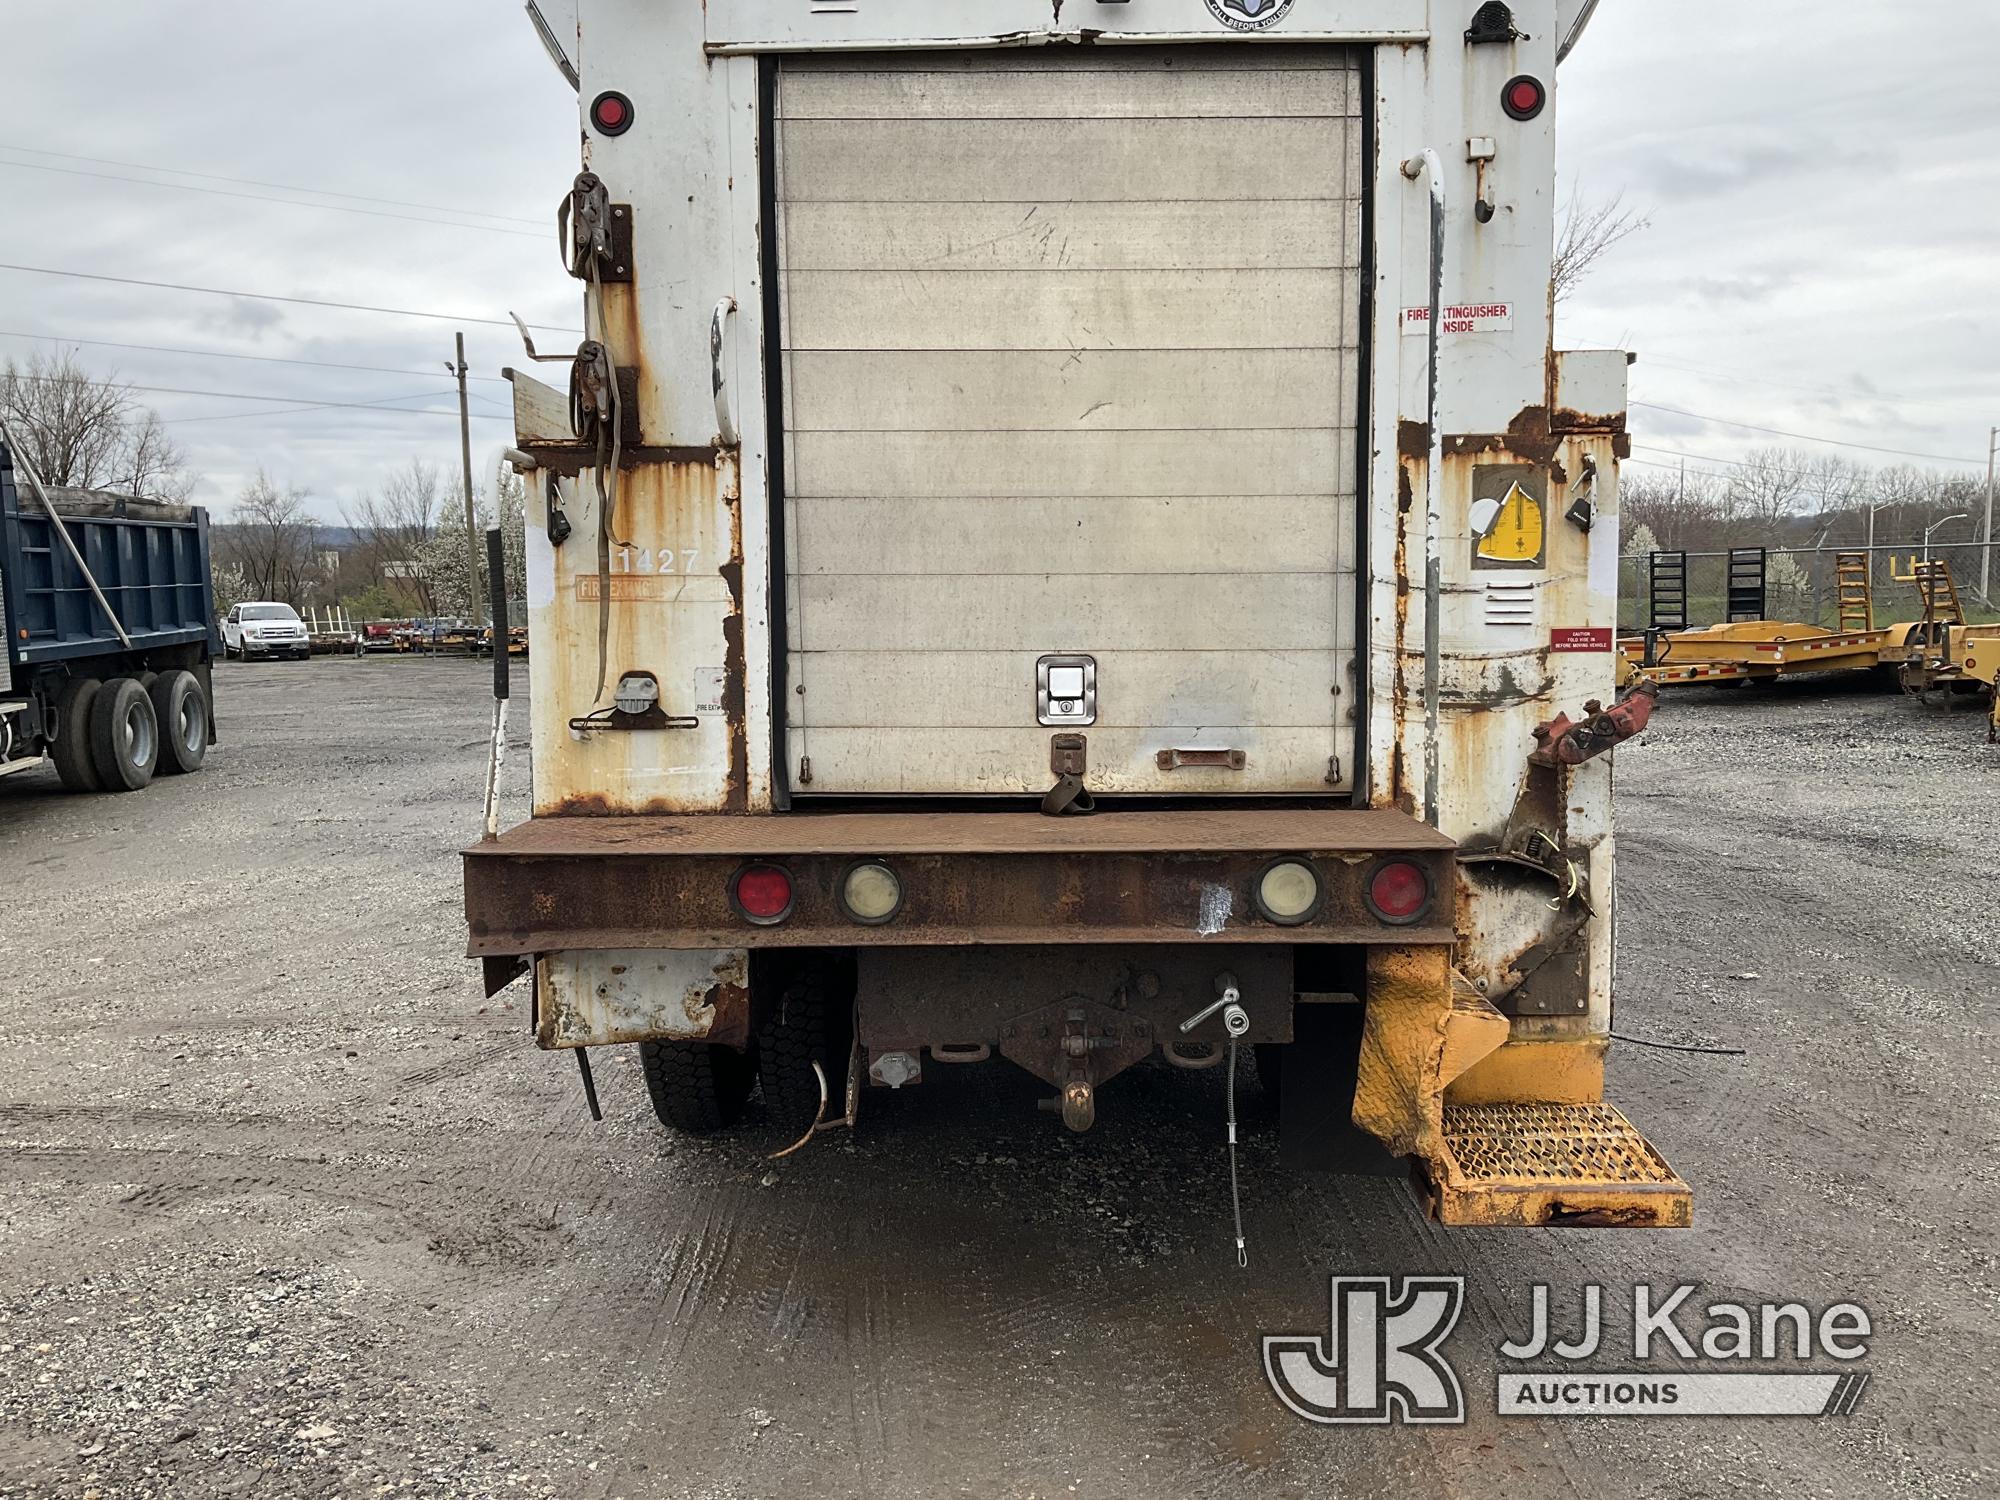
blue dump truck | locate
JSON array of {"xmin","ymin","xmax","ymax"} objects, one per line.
[{"xmin": 0, "ymin": 438, "xmax": 217, "ymax": 794}]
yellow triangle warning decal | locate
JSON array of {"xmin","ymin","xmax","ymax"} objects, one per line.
[{"xmin": 1477, "ymin": 481, "xmax": 1544, "ymax": 564}]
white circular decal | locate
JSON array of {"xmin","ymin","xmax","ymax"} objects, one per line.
[{"xmin": 1204, "ymin": 0, "xmax": 1298, "ymax": 30}]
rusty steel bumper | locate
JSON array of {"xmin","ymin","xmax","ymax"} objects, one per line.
[{"xmin": 462, "ymin": 808, "xmax": 1458, "ymax": 955}]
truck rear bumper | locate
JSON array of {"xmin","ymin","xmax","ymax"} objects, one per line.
[{"xmin": 462, "ymin": 808, "xmax": 1458, "ymax": 955}]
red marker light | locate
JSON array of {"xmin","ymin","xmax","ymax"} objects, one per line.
[
  {"xmin": 1366, "ymin": 861, "xmax": 1433, "ymax": 925},
  {"xmin": 1502, "ymin": 76, "xmax": 1547, "ymax": 122},
  {"xmin": 731, "ymin": 864, "xmax": 794, "ymax": 924},
  {"xmin": 590, "ymin": 91, "xmax": 634, "ymax": 136}
]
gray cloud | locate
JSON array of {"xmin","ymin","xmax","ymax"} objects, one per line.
[
  {"xmin": 5, "ymin": 1, "xmax": 1996, "ymax": 519},
  {"xmin": 1559, "ymin": 0, "xmax": 2000, "ymax": 485}
]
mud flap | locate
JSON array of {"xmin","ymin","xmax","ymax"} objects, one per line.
[{"xmin": 1352, "ymin": 948, "xmax": 1510, "ymax": 1164}]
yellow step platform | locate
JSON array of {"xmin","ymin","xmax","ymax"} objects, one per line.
[{"xmin": 1424, "ymin": 1102, "xmax": 1693, "ymax": 1229}]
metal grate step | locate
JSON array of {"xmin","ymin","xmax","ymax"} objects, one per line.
[{"xmin": 1425, "ymin": 1102, "xmax": 1692, "ymax": 1229}]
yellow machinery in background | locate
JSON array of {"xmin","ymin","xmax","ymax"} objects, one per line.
[
  {"xmin": 1623, "ymin": 553, "xmax": 1996, "ymax": 739},
  {"xmin": 1959, "ymin": 634, "xmax": 2000, "ymax": 742}
]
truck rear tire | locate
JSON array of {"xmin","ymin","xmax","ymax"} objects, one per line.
[
  {"xmin": 639, "ymin": 1040, "xmax": 755, "ymax": 1134},
  {"xmin": 50, "ymin": 677, "xmax": 103, "ymax": 793},
  {"xmin": 149, "ymin": 670, "xmax": 208, "ymax": 774},
  {"xmin": 757, "ymin": 972, "xmax": 855, "ymax": 1137},
  {"xmin": 88, "ymin": 677, "xmax": 159, "ymax": 792}
]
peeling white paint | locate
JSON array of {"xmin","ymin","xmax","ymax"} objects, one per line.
[{"xmin": 537, "ymin": 948, "xmax": 747, "ymax": 1049}]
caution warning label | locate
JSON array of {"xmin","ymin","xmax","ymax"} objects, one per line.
[{"xmin": 1551, "ymin": 627, "xmax": 1616, "ymax": 653}]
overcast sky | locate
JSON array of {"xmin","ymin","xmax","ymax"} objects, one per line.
[{"xmin": 4, "ymin": 2, "xmax": 1996, "ymax": 520}]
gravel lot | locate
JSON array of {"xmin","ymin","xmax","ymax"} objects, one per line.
[{"xmin": 1, "ymin": 658, "xmax": 1994, "ymax": 1498}]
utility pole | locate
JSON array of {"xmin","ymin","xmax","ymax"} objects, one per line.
[
  {"xmin": 1982, "ymin": 424, "xmax": 1996, "ymax": 606},
  {"xmin": 450, "ymin": 332, "xmax": 486, "ymax": 628}
]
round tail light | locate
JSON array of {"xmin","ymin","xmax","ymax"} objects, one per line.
[
  {"xmin": 1366, "ymin": 860, "xmax": 1433, "ymax": 925},
  {"xmin": 1254, "ymin": 859, "xmax": 1325, "ymax": 926},
  {"xmin": 590, "ymin": 90, "xmax": 635, "ymax": 136},
  {"xmin": 731, "ymin": 864, "xmax": 794, "ymax": 925},
  {"xmin": 839, "ymin": 861, "xmax": 904, "ymax": 925},
  {"xmin": 1502, "ymin": 75, "xmax": 1547, "ymax": 122}
]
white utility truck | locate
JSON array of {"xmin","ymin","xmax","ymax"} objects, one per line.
[{"xmin": 466, "ymin": 0, "xmax": 1688, "ymax": 1230}]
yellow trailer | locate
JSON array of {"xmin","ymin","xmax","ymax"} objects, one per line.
[
  {"xmin": 1623, "ymin": 621, "xmax": 1888, "ymax": 685},
  {"xmin": 1900, "ymin": 624, "xmax": 2000, "ymax": 741}
]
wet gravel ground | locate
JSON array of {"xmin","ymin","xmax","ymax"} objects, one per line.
[{"xmin": 0, "ymin": 658, "xmax": 1994, "ymax": 1498}]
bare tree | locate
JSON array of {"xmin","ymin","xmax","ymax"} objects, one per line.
[
  {"xmin": 221, "ymin": 471, "xmax": 321, "ymax": 605},
  {"xmin": 1, "ymin": 349, "xmax": 134, "ymax": 489},
  {"xmin": 1553, "ymin": 188, "xmax": 1651, "ymax": 303},
  {"xmin": 344, "ymin": 458, "xmax": 445, "ymax": 546},
  {"xmin": 342, "ymin": 458, "xmax": 448, "ymax": 613},
  {"xmin": 409, "ymin": 464, "xmax": 528, "ymax": 618},
  {"xmin": 0, "ymin": 349, "xmax": 198, "ymax": 500},
  {"xmin": 118, "ymin": 409, "xmax": 197, "ymax": 504},
  {"xmin": 1622, "ymin": 466, "xmax": 1726, "ymax": 552},
  {"xmin": 1723, "ymin": 447, "xmax": 1815, "ymax": 530}
]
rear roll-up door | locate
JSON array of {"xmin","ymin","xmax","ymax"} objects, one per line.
[{"xmin": 774, "ymin": 46, "xmax": 1363, "ymax": 796}]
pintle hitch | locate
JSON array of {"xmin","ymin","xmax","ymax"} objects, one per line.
[{"xmin": 1531, "ymin": 680, "xmax": 1658, "ymax": 768}]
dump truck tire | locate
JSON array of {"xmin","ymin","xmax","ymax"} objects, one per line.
[
  {"xmin": 150, "ymin": 670, "xmax": 208, "ymax": 775},
  {"xmin": 639, "ymin": 1040, "xmax": 755, "ymax": 1135},
  {"xmin": 88, "ymin": 676, "xmax": 160, "ymax": 793},
  {"xmin": 757, "ymin": 973, "xmax": 854, "ymax": 1138},
  {"xmin": 50, "ymin": 677, "xmax": 103, "ymax": 793}
]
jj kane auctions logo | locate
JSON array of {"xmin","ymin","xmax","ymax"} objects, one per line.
[
  {"xmin": 1266, "ymin": 1278, "xmax": 1874, "ymax": 1424},
  {"xmin": 1205, "ymin": 0, "xmax": 1298, "ymax": 31}
]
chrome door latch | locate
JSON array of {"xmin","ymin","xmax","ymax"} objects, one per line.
[{"xmin": 1037, "ymin": 655, "xmax": 1097, "ymax": 727}]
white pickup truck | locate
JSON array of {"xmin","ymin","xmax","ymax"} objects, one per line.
[{"xmin": 222, "ymin": 602, "xmax": 311, "ymax": 662}]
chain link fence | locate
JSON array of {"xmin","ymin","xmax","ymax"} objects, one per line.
[{"xmin": 1618, "ymin": 540, "xmax": 1998, "ymax": 634}]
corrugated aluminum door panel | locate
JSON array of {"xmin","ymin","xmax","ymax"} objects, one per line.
[{"xmin": 775, "ymin": 47, "xmax": 1363, "ymax": 796}]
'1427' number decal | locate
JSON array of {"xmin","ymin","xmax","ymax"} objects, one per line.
[{"xmin": 610, "ymin": 546, "xmax": 701, "ymax": 575}]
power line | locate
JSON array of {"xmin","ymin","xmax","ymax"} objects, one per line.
[
  {"xmin": 164, "ymin": 390, "xmax": 466, "ymax": 425},
  {"xmin": 10, "ymin": 370, "xmax": 481, "ymax": 412},
  {"xmin": 8, "ymin": 369, "xmax": 510, "ymax": 425},
  {"xmin": 0, "ymin": 328, "xmax": 511, "ymax": 385},
  {"xmin": 0, "ymin": 143, "xmax": 544, "ymax": 227},
  {"xmin": 1625, "ymin": 453, "xmax": 1738, "ymax": 483},
  {"xmin": 1630, "ymin": 443, "xmax": 1863, "ymax": 481},
  {"xmin": 1630, "ymin": 443, "xmax": 1990, "ymax": 494},
  {"xmin": 1631, "ymin": 401, "xmax": 1983, "ymax": 467},
  {"xmin": 0, "ymin": 157, "xmax": 546, "ymax": 239},
  {"xmin": 0, "ymin": 262, "xmax": 581, "ymax": 335},
  {"xmin": 166, "ymin": 395, "xmax": 511, "ymax": 427},
  {"xmin": 7, "ymin": 374, "xmax": 507, "ymax": 429}
]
